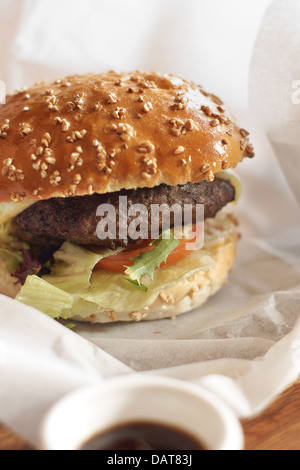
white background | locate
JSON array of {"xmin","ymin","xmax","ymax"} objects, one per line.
[{"xmin": 0, "ymin": 0, "xmax": 271, "ymax": 114}]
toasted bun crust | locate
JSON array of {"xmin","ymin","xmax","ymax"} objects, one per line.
[{"xmin": 0, "ymin": 72, "xmax": 254, "ymax": 203}]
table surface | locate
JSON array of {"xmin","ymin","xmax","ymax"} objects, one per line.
[{"xmin": 1, "ymin": 377, "xmax": 300, "ymax": 450}]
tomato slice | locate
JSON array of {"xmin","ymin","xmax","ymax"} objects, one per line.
[
  {"xmin": 95, "ymin": 241, "xmax": 155, "ymax": 273},
  {"xmin": 93, "ymin": 225, "xmax": 202, "ymax": 273}
]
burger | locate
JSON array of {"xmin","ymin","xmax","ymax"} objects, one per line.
[{"xmin": 0, "ymin": 71, "xmax": 254, "ymax": 323}]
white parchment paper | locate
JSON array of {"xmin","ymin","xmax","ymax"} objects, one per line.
[{"xmin": 1, "ymin": 0, "xmax": 300, "ymax": 448}]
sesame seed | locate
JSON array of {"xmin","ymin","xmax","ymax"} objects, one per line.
[
  {"xmin": 240, "ymin": 128, "xmax": 250, "ymax": 138},
  {"xmin": 74, "ymin": 129, "xmax": 87, "ymax": 139},
  {"xmin": 174, "ymin": 146, "xmax": 185, "ymax": 155},
  {"xmin": 3, "ymin": 158, "xmax": 13, "ymax": 166},
  {"xmin": 159, "ymin": 292, "xmax": 174, "ymax": 304},
  {"xmin": 0, "ymin": 122, "xmax": 9, "ymax": 138},
  {"xmin": 10, "ymin": 193, "xmax": 25, "ymax": 203},
  {"xmin": 246, "ymin": 144, "xmax": 255, "ymax": 158},
  {"xmin": 68, "ymin": 185, "xmax": 77, "ymax": 195},
  {"xmin": 107, "ymin": 94, "xmax": 118, "ymax": 104},
  {"xmin": 222, "ymin": 160, "xmax": 229, "ymax": 169},
  {"xmin": 67, "ymin": 130, "xmax": 87, "ymax": 143},
  {"xmin": 210, "ymin": 94, "xmax": 224, "ymax": 106},
  {"xmin": 185, "ymin": 119, "xmax": 195, "ymax": 131},
  {"xmin": 201, "ymin": 105, "xmax": 212, "ymax": 117},
  {"xmin": 41, "ymin": 132, "xmax": 51, "ymax": 147},
  {"xmin": 200, "ymin": 163, "xmax": 214, "ymax": 182},
  {"xmin": 1, "ymin": 166, "xmax": 8, "ymax": 177},
  {"xmin": 141, "ymin": 171, "xmax": 152, "ymax": 180},
  {"xmin": 240, "ymin": 140, "xmax": 247, "ymax": 151},
  {"xmin": 96, "ymin": 161, "xmax": 106, "ymax": 171},
  {"xmin": 112, "ymin": 107, "xmax": 126, "ymax": 119},
  {"xmin": 171, "ymin": 102, "xmax": 186, "ymax": 111},
  {"xmin": 45, "ymin": 156, "xmax": 56, "ymax": 165},
  {"xmin": 170, "ymin": 118, "xmax": 184, "ymax": 128},
  {"xmin": 137, "ymin": 141, "xmax": 155, "ymax": 154},
  {"xmin": 93, "ymin": 103, "xmax": 103, "ymax": 111},
  {"xmin": 61, "ymin": 119, "xmax": 71, "ymax": 132},
  {"xmin": 142, "ymin": 102, "xmax": 153, "ymax": 113},
  {"xmin": 20, "ymin": 122, "xmax": 33, "ymax": 136},
  {"xmin": 50, "ymin": 171, "xmax": 61, "ymax": 186},
  {"xmin": 23, "ymin": 106, "xmax": 30, "ymax": 112},
  {"xmin": 71, "ymin": 152, "xmax": 81, "ymax": 161},
  {"xmin": 88, "ymin": 184, "xmax": 94, "ymax": 195},
  {"xmin": 44, "ymin": 148, "xmax": 53, "ymax": 158},
  {"xmin": 73, "ymin": 174, "xmax": 82, "ymax": 185},
  {"xmin": 32, "ymin": 160, "xmax": 41, "ymax": 171},
  {"xmin": 210, "ymin": 119, "xmax": 219, "ymax": 128}
]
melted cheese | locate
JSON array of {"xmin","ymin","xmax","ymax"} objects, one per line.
[
  {"xmin": 0, "ymin": 201, "xmax": 34, "ymax": 224},
  {"xmin": 215, "ymin": 170, "xmax": 242, "ymax": 204}
]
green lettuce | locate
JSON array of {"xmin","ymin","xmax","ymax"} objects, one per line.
[
  {"xmin": 42, "ymin": 242, "xmax": 108, "ymax": 294},
  {"xmin": 124, "ymin": 229, "xmax": 179, "ymax": 285},
  {"xmin": 81, "ymin": 250, "xmax": 214, "ymax": 313},
  {"xmin": 0, "ymin": 221, "xmax": 28, "ymax": 271},
  {"xmin": 16, "ymin": 275, "xmax": 74, "ymax": 317},
  {"xmin": 16, "ymin": 239, "xmax": 214, "ymax": 318}
]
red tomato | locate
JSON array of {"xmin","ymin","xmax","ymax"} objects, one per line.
[{"xmin": 93, "ymin": 226, "xmax": 202, "ymax": 273}]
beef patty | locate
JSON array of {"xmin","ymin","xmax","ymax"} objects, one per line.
[{"xmin": 17, "ymin": 179, "xmax": 235, "ymax": 248}]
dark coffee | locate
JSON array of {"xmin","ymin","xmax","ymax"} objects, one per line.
[{"xmin": 80, "ymin": 421, "xmax": 206, "ymax": 450}]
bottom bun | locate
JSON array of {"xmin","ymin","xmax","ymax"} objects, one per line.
[
  {"xmin": 72, "ymin": 211, "xmax": 240, "ymax": 323},
  {"xmin": 0, "ymin": 211, "xmax": 240, "ymax": 323}
]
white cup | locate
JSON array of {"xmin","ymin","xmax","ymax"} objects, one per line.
[{"xmin": 40, "ymin": 375, "xmax": 244, "ymax": 450}]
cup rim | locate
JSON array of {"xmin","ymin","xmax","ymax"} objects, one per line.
[{"xmin": 40, "ymin": 374, "xmax": 244, "ymax": 451}]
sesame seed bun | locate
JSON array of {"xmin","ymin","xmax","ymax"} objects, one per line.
[{"xmin": 0, "ymin": 71, "xmax": 254, "ymax": 204}]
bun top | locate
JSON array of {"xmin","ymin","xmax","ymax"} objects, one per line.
[{"xmin": 0, "ymin": 71, "xmax": 254, "ymax": 203}]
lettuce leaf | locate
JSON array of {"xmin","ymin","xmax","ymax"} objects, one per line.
[
  {"xmin": 0, "ymin": 220, "xmax": 28, "ymax": 271},
  {"xmin": 16, "ymin": 239, "xmax": 214, "ymax": 318},
  {"xmin": 124, "ymin": 229, "xmax": 179, "ymax": 284},
  {"xmin": 16, "ymin": 275, "xmax": 74, "ymax": 318},
  {"xmin": 42, "ymin": 242, "xmax": 107, "ymax": 294},
  {"xmin": 16, "ymin": 242, "xmax": 122, "ymax": 318},
  {"xmin": 81, "ymin": 251, "xmax": 214, "ymax": 313}
]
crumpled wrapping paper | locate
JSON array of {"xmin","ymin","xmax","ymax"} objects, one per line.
[{"xmin": 1, "ymin": 0, "xmax": 300, "ymax": 448}]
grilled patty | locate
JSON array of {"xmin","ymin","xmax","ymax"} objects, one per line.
[{"xmin": 17, "ymin": 179, "xmax": 235, "ymax": 248}]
